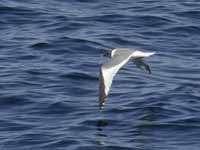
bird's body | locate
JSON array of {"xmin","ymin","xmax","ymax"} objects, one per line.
[{"xmin": 99, "ymin": 48, "xmax": 155, "ymax": 110}]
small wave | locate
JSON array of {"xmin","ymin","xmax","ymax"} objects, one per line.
[
  {"xmin": 46, "ymin": 20, "xmax": 91, "ymax": 32},
  {"xmin": 40, "ymin": 139, "xmax": 79, "ymax": 149},
  {"xmin": 0, "ymin": 119, "xmax": 34, "ymax": 131},
  {"xmin": 0, "ymin": 6, "xmax": 30, "ymax": 14},
  {"xmin": 45, "ymin": 36, "xmax": 105, "ymax": 55},
  {"xmin": 18, "ymin": 54, "xmax": 39, "ymax": 60},
  {"xmin": 0, "ymin": 5, "xmax": 43, "ymax": 16},
  {"xmin": 60, "ymin": 72, "xmax": 97, "ymax": 81},
  {"xmin": 164, "ymin": 25, "xmax": 200, "ymax": 35},
  {"xmin": 41, "ymin": 101, "xmax": 75, "ymax": 115},
  {"xmin": 0, "ymin": 95, "xmax": 32, "ymax": 108},
  {"xmin": 30, "ymin": 42, "xmax": 50, "ymax": 49},
  {"xmin": 133, "ymin": 15, "xmax": 174, "ymax": 27},
  {"xmin": 77, "ymin": 145, "xmax": 133, "ymax": 150},
  {"xmin": 100, "ymin": 37, "xmax": 133, "ymax": 46},
  {"xmin": 135, "ymin": 122, "xmax": 200, "ymax": 130},
  {"xmin": 173, "ymin": 10, "xmax": 200, "ymax": 20},
  {"xmin": 81, "ymin": 14, "xmax": 130, "ymax": 23}
]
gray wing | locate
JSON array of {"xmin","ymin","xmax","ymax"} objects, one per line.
[
  {"xmin": 99, "ymin": 52, "xmax": 133, "ymax": 110},
  {"xmin": 133, "ymin": 58, "xmax": 151, "ymax": 74}
]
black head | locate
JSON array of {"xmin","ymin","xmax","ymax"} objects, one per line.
[{"xmin": 103, "ymin": 50, "xmax": 112, "ymax": 58}]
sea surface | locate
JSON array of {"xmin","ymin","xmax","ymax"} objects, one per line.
[{"xmin": 0, "ymin": 0, "xmax": 200, "ymax": 150}]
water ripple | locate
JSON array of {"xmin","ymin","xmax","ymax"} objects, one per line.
[{"xmin": 1, "ymin": 0, "xmax": 200, "ymax": 150}]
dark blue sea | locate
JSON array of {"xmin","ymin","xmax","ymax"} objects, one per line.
[{"xmin": 1, "ymin": 0, "xmax": 200, "ymax": 149}]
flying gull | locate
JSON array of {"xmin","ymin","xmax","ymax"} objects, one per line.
[{"xmin": 99, "ymin": 48, "xmax": 155, "ymax": 110}]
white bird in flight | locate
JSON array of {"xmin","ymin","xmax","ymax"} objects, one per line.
[{"xmin": 99, "ymin": 48, "xmax": 155, "ymax": 110}]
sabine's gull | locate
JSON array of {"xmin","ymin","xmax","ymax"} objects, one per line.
[{"xmin": 99, "ymin": 48, "xmax": 155, "ymax": 110}]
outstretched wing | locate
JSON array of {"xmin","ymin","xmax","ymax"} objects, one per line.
[
  {"xmin": 133, "ymin": 58, "xmax": 151, "ymax": 74},
  {"xmin": 99, "ymin": 51, "xmax": 133, "ymax": 110}
]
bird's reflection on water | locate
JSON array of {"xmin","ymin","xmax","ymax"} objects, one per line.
[
  {"xmin": 93, "ymin": 111, "xmax": 158, "ymax": 149},
  {"xmin": 95, "ymin": 119, "xmax": 109, "ymax": 146},
  {"xmin": 96, "ymin": 119, "xmax": 109, "ymax": 131}
]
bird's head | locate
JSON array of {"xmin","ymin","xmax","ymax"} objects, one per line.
[{"xmin": 103, "ymin": 50, "xmax": 112, "ymax": 58}]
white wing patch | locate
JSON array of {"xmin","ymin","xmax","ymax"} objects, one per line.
[
  {"xmin": 99, "ymin": 48, "xmax": 155, "ymax": 110},
  {"xmin": 101, "ymin": 54, "xmax": 133, "ymax": 98}
]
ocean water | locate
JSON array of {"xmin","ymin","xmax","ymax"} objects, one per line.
[{"xmin": 0, "ymin": 0, "xmax": 200, "ymax": 149}]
